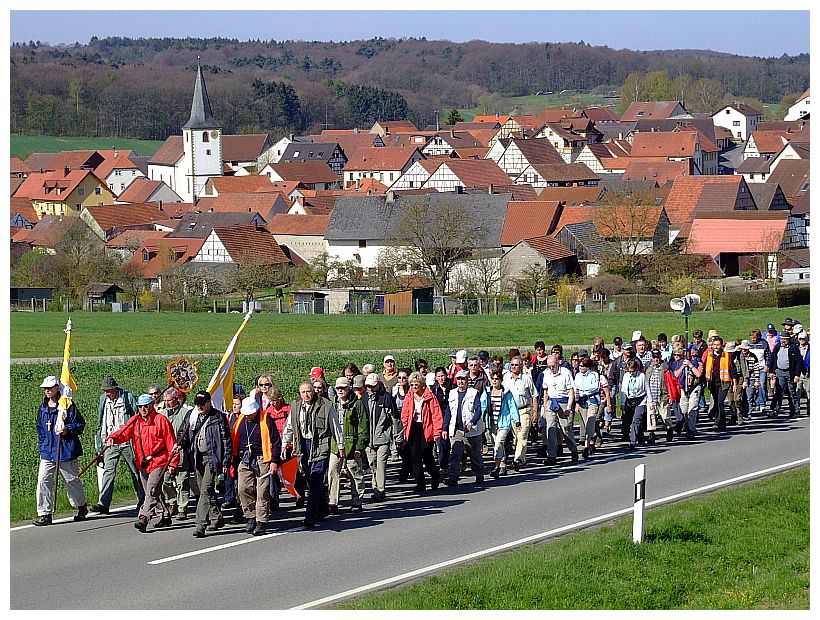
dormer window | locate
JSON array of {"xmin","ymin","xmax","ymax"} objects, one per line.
[
  {"xmin": 143, "ymin": 250, "xmax": 150, "ymax": 262},
  {"xmin": 202, "ymin": 132, "xmax": 209, "ymax": 142}
]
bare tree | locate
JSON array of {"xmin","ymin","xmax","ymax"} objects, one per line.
[
  {"xmin": 226, "ymin": 253, "xmax": 286, "ymax": 306},
  {"xmin": 393, "ymin": 200, "xmax": 489, "ymax": 307},
  {"xmin": 512, "ymin": 264, "xmax": 555, "ymax": 312},
  {"xmin": 452, "ymin": 253, "xmax": 505, "ymax": 313}
]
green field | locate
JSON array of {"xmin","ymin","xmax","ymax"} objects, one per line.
[
  {"xmin": 339, "ymin": 467, "xmax": 809, "ymax": 609},
  {"xmin": 459, "ymin": 92, "xmax": 616, "ymax": 120},
  {"xmin": 10, "ymin": 307, "xmax": 809, "ymax": 359},
  {"xmin": 11, "ymin": 134, "xmax": 165, "ymax": 160}
]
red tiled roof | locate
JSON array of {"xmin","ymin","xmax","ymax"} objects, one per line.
[
  {"xmin": 195, "ymin": 193, "xmax": 284, "ymax": 221},
  {"xmin": 536, "ymin": 186, "xmax": 604, "ymax": 205},
  {"xmin": 12, "ymin": 215, "xmax": 77, "ymax": 248},
  {"xmin": 212, "ymin": 225, "xmax": 290, "ymax": 265},
  {"xmin": 94, "ymin": 153, "xmax": 139, "ymax": 179},
  {"xmin": 501, "ymin": 200, "xmax": 562, "ymax": 245},
  {"xmin": 451, "ymin": 147, "xmax": 490, "ymax": 159},
  {"xmin": 767, "ymin": 159, "xmax": 810, "ymax": 201},
  {"xmin": 621, "ymin": 101, "xmax": 684, "ymax": 122},
  {"xmin": 535, "ymin": 109, "xmax": 580, "ymax": 124},
  {"xmin": 267, "ymin": 161, "xmax": 341, "ymax": 184},
  {"xmin": 526, "ymin": 162, "xmax": 599, "ymax": 183},
  {"xmin": 592, "ymin": 205, "xmax": 665, "ymax": 239},
  {"xmin": 14, "ymin": 169, "xmax": 105, "ymax": 201},
  {"xmin": 267, "ymin": 213, "xmax": 330, "ymax": 236},
  {"xmin": 84, "ymin": 203, "xmax": 165, "ymax": 231},
  {"xmin": 472, "ymin": 115, "xmax": 512, "ymax": 125},
  {"xmin": 10, "ymin": 196, "xmax": 39, "ymax": 223},
  {"xmin": 106, "ymin": 229, "xmax": 168, "ymax": 249},
  {"xmin": 24, "ymin": 152, "xmax": 58, "ymax": 172},
  {"xmin": 749, "ymin": 131, "xmax": 789, "ymax": 154},
  {"xmin": 510, "ymin": 137, "xmax": 567, "ymax": 166},
  {"xmin": 44, "ymin": 150, "xmax": 99, "ymax": 172},
  {"xmin": 622, "ymin": 158, "xmax": 691, "ymax": 185},
  {"xmin": 126, "ymin": 237, "xmax": 205, "ymax": 279},
  {"xmin": 582, "ymin": 108, "xmax": 619, "ymax": 122},
  {"xmin": 630, "ymin": 131, "xmax": 699, "ymax": 158},
  {"xmin": 552, "ymin": 205, "xmax": 596, "ymax": 232},
  {"xmin": 521, "ymin": 235, "xmax": 575, "ymax": 261},
  {"xmin": 116, "ymin": 178, "xmax": 165, "ymax": 203},
  {"xmin": 685, "ymin": 212, "xmax": 788, "ymax": 256},
  {"xmin": 374, "ymin": 120, "xmax": 419, "ymax": 134},
  {"xmin": 315, "ymin": 130, "xmax": 382, "ymax": 152},
  {"xmin": 343, "ymin": 147, "xmax": 422, "ymax": 172},
  {"xmin": 465, "ymin": 128, "xmax": 500, "ymax": 147},
  {"xmin": 340, "ymin": 178, "xmax": 390, "ymax": 195},
  {"xmin": 221, "ymin": 134, "xmax": 270, "ymax": 162},
  {"xmin": 433, "ymin": 159, "xmax": 511, "ymax": 188},
  {"xmin": 10, "ymin": 157, "xmax": 30, "ymax": 175},
  {"xmin": 147, "ymin": 136, "xmax": 184, "ymax": 165},
  {"xmin": 663, "ymin": 176, "xmax": 747, "ymax": 228},
  {"xmin": 206, "ymin": 175, "xmax": 275, "ymax": 194}
]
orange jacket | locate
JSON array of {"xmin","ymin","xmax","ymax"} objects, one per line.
[
  {"xmin": 401, "ymin": 388, "xmax": 444, "ymax": 443},
  {"xmin": 109, "ymin": 409, "xmax": 179, "ymax": 473},
  {"xmin": 231, "ymin": 413, "xmax": 278, "ymax": 463}
]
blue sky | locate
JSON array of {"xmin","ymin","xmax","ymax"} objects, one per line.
[{"xmin": 9, "ymin": 10, "xmax": 810, "ymax": 57}]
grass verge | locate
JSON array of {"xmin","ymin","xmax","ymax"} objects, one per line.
[
  {"xmin": 11, "ymin": 134, "xmax": 165, "ymax": 159},
  {"xmin": 10, "ymin": 306, "xmax": 809, "ymax": 358},
  {"xmin": 339, "ymin": 467, "xmax": 809, "ymax": 610}
]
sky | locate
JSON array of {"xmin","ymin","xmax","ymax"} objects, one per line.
[{"xmin": 7, "ymin": 7, "xmax": 811, "ymax": 58}]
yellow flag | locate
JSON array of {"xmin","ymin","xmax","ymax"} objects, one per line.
[
  {"xmin": 206, "ymin": 311, "xmax": 253, "ymax": 412},
  {"xmin": 56, "ymin": 318, "xmax": 77, "ymax": 432}
]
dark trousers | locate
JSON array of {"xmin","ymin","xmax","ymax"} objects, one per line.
[
  {"xmin": 194, "ymin": 455, "xmax": 222, "ymax": 532},
  {"xmin": 772, "ymin": 370, "xmax": 798, "ymax": 417},
  {"xmin": 708, "ymin": 381, "xmax": 730, "ymax": 429},
  {"xmin": 409, "ymin": 421, "xmax": 439, "ymax": 490},
  {"xmin": 629, "ymin": 404, "xmax": 646, "ymax": 446},
  {"xmin": 436, "ymin": 436, "xmax": 450, "ymax": 469},
  {"xmin": 224, "ymin": 470, "xmax": 237, "ymax": 505},
  {"xmin": 300, "ymin": 440, "xmax": 328, "ymax": 524},
  {"xmin": 399, "ymin": 441, "xmax": 413, "ymax": 482}
]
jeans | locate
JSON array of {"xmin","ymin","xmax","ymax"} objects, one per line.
[
  {"xmin": 755, "ymin": 369, "xmax": 768, "ymax": 408},
  {"xmin": 301, "ymin": 452, "xmax": 329, "ymax": 524},
  {"xmin": 98, "ymin": 443, "xmax": 145, "ymax": 509},
  {"xmin": 448, "ymin": 431, "xmax": 483, "ymax": 482},
  {"xmin": 771, "ymin": 370, "xmax": 798, "ymax": 417}
]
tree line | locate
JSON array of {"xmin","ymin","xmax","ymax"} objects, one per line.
[{"xmin": 10, "ymin": 36, "xmax": 808, "ymax": 142}]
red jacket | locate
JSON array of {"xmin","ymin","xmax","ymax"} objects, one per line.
[
  {"xmin": 109, "ymin": 409, "xmax": 179, "ymax": 473},
  {"xmin": 401, "ymin": 388, "xmax": 444, "ymax": 443}
]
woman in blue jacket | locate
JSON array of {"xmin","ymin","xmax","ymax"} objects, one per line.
[
  {"xmin": 34, "ymin": 376, "xmax": 88, "ymax": 526},
  {"xmin": 481, "ymin": 370, "xmax": 521, "ymax": 478}
]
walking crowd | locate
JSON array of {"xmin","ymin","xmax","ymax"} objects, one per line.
[{"xmin": 33, "ymin": 317, "xmax": 810, "ymax": 534}]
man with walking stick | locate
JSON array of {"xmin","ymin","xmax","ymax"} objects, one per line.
[{"xmin": 34, "ymin": 376, "xmax": 88, "ymax": 525}]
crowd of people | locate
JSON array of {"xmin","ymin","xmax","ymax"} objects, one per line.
[{"xmin": 33, "ymin": 317, "xmax": 810, "ymax": 533}]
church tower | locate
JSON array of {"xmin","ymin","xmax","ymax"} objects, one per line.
[{"xmin": 181, "ymin": 60, "xmax": 222, "ymax": 201}]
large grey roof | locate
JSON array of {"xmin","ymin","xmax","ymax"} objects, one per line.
[
  {"xmin": 166, "ymin": 211, "xmax": 263, "ymax": 238},
  {"xmin": 326, "ymin": 192, "xmax": 511, "ymax": 247},
  {"xmin": 595, "ymin": 121, "xmax": 636, "ymax": 141},
  {"xmin": 280, "ymin": 142, "xmax": 344, "ymax": 164},
  {"xmin": 560, "ymin": 221, "xmax": 608, "ymax": 260},
  {"xmin": 182, "ymin": 65, "xmax": 220, "ymax": 130}
]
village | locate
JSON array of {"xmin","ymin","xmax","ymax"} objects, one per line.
[{"xmin": 10, "ymin": 65, "xmax": 810, "ymax": 314}]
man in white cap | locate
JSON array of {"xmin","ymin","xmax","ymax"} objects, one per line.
[
  {"xmin": 443, "ymin": 369, "xmax": 485, "ymax": 485},
  {"xmin": 33, "ymin": 376, "xmax": 88, "ymax": 526},
  {"xmin": 230, "ymin": 396, "xmax": 280, "ymax": 536},
  {"xmin": 379, "ymin": 355, "xmax": 399, "ymax": 392}
]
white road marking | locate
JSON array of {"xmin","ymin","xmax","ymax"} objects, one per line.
[
  {"xmin": 291, "ymin": 458, "xmax": 810, "ymax": 610},
  {"xmin": 10, "ymin": 503, "xmax": 138, "ymax": 532},
  {"xmin": 148, "ymin": 527, "xmax": 304, "ymax": 564}
]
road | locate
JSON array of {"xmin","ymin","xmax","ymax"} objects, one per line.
[{"xmin": 10, "ymin": 416, "xmax": 810, "ymax": 609}]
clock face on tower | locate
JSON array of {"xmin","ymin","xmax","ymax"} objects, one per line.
[{"xmin": 210, "ymin": 130, "xmax": 219, "ymax": 139}]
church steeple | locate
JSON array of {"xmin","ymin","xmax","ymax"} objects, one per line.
[{"xmin": 182, "ymin": 58, "xmax": 219, "ymax": 130}]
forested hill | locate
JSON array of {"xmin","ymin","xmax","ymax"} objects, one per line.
[{"xmin": 11, "ymin": 36, "xmax": 809, "ymax": 141}]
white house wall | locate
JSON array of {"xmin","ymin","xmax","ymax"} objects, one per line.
[
  {"xmin": 325, "ymin": 239, "xmax": 388, "ymax": 271},
  {"xmin": 193, "ymin": 232, "xmax": 233, "ymax": 263}
]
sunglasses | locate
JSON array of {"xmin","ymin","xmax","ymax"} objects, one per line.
[
  {"xmin": 258, "ymin": 383, "xmax": 272, "ymax": 388},
  {"xmin": 148, "ymin": 392, "xmax": 159, "ymax": 397},
  {"xmin": 138, "ymin": 404, "xmax": 151, "ymax": 410}
]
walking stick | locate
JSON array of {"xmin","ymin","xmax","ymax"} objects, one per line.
[
  {"xmin": 77, "ymin": 445, "xmax": 109, "ymax": 479},
  {"xmin": 50, "ymin": 435, "xmax": 62, "ymax": 517}
]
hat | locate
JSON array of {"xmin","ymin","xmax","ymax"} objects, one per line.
[
  {"xmin": 455, "ymin": 350, "xmax": 467, "ymax": 364},
  {"xmin": 101, "ymin": 376, "xmax": 118, "ymax": 390},
  {"xmin": 651, "ymin": 349, "xmax": 662, "ymax": 358},
  {"xmin": 798, "ymin": 332, "xmax": 808, "ymax": 340},
  {"xmin": 194, "ymin": 390, "xmax": 211, "ymax": 406},
  {"xmin": 723, "ymin": 342, "xmax": 737, "ymax": 353},
  {"xmin": 671, "ymin": 345, "xmax": 685, "ymax": 355},
  {"xmin": 793, "ymin": 323, "xmax": 803, "ymax": 336},
  {"xmin": 738, "ymin": 340, "xmax": 752, "ymax": 350},
  {"xmin": 425, "ymin": 372, "xmax": 436, "ymax": 387},
  {"xmin": 352, "ymin": 374, "xmax": 366, "ymax": 388},
  {"xmin": 334, "ymin": 377, "xmax": 350, "ymax": 389},
  {"xmin": 707, "ymin": 329, "xmax": 719, "ymax": 340},
  {"xmin": 137, "ymin": 393, "xmax": 154, "ymax": 407},
  {"xmin": 767, "ymin": 323, "xmax": 777, "ymax": 332},
  {"xmin": 622, "ymin": 342, "xmax": 634, "ymax": 350},
  {"xmin": 780, "ymin": 330, "xmax": 791, "ymax": 339},
  {"xmin": 240, "ymin": 397, "xmax": 260, "ymax": 416},
  {"xmin": 577, "ymin": 349, "xmax": 589, "ymax": 358},
  {"xmin": 455, "ymin": 369, "xmax": 469, "ymax": 379},
  {"xmin": 383, "ymin": 355, "xmax": 395, "ymax": 363},
  {"xmin": 631, "ymin": 330, "xmax": 642, "ymax": 342},
  {"xmin": 782, "ymin": 318, "xmax": 795, "ymax": 326},
  {"xmin": 478, "ymin": 350, "xmax": 489, "ymax": 361},
  {"xmin": 309, "ymin": 367, "xmax": 324, "ymax": 379},
  {"xmin": 364, "ymin": 373, "xmax": 380, "ymax": 387},
  {"xmin": 40, "ymin": 375, "xmax": 59, "ymax": 388},
  {"xmin": 449, "ymin": 349, "xmax": 458, "ymax": 358}
]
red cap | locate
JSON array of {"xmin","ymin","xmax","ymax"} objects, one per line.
[{"xmin": 309, "ymin": 367, "xmax": 324, "ymax": 379}]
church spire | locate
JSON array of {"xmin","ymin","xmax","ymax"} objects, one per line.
[{"xmin": 182, "ymin": 58, "xmax": 219, "ymax": 130}]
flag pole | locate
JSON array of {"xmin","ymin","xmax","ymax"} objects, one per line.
[{"xmin": 51, "ymin": 317, "xmax": 75, "ymax": 517}]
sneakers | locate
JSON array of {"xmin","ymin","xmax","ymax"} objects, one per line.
[
  {"xmin": 491, "ymin": 467, "xmax": 500, "ymax": 479},
  {"xmin": 207, "ymin": 516, "xmax": 225, "ymax": 531},
  {"xmin": 33, "ymin": 514, "xmax": 52, "ymax": 527},
  {"xmin": 512, "ymin": 459, "xmax": 521, "ymax": 472},
  {"xmin": 89, "ymin": 503, "xmax": 109, "ymax": 515},
  {"xmin": 134, "ymin": 516, "xmax": 149, "ymax": 533},
  {"xmin": 192, "ymin": 530, "xmax": 206, "ymax": 538},
  {"xmin": 252, "ymin": 522, "xmax": 267, "ymax": 536},
  {"xmin": 369, "ymin": 491, "xmax": 385, "ymax": 503},
  {"xmin": 245, "ymin": 518, "xmax": 257, "ymax": 534},
  {"xmin": 176, "ymin": 509, "xmax": 188, "ymax": 521},
  {"xmin": 74, "ymin": 504, "xmax": 88, "ymax": 522},
  {"xmin": 499, "ymin": 467, "xmax": 507, "ymax": 476},
  {"xmin": 443, "ymin": 479, "xmax": 458, "ymax": 487}
]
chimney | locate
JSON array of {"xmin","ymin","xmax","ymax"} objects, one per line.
[
  {"xmin": 289, "ymin": 133, "xmax": 294, "ymax": 141},
  {"xmin": 450, "ymin": 129, "xmax": 456, "ymax": 140},
  {"xmin": 456, "ymin": 185, "xmax": 464, "ymax": 194},
  {"xmin": 156, "ymin": 200, "xmax": 163, "ymax": 212},
  {"xmin": 353, "ymin": 127, "xmax": 359, "ymax": 135},
  {"xmin": 488, "ymin": 183, "xmax": 494, "ymax": 195},
  {"xmin": 63, "ymin": 166, "xmax": 70, "ymax": 177},
  {"xmin": 113, "ymin": 149, "xmax": 119, "ymax": 158},
  {"xmin": 386, "ymin": 190, "xmax": 395, "ymax": 203}
]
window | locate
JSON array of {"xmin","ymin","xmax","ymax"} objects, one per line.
[
  {"xmin": 143, "ymin": 250, "xmax": 150, "ymax": 262},
  {"xmin": 293, "ymin": 151, "xmax": 300, "ymax": 158},
  {"xmin": 308, "ymin": 151, "xmax": 314, "ymax": 157},
  {"xmin": 77, "ymin": 188, "xmax": 85, "ymax": 196},
  {"xmin": 95, "ymin": 187, "xmax": 101, "ymax": 195},
  {"xmin": 726, "ymin": 109, "xmax": 731, "ymax": 114},
  {"xmin": 120, "ymin": 184, "xmax": 125, "ymax": 191},
  {"xmin": 115, "ymin": 170, "xmax": 121, "ymax": 176},
  {"xmin": 202, "ymin": 131, "xmax": 209, "ymax": 142},
  {"xmin": 358, "ymin": 239, "xmax": 367, "ymax": 248},
  {"xmin": 733, "ymin": 121, "xmax": 741, "ymax": 127},
  {"xmin": 109, "ymin": 183, "xmax": 114, "ymax": 190},
  {"xmin": 188, "ymin": 222, "xmax": 197, "ymax": 230},
  {"xmin": 206, "ymin": 149, "xmax": 212, "ymax": 155}
]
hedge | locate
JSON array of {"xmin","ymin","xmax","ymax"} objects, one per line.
[
  {"xmin": 611, "ymin": 294, "xmax": 675, "ymax": 313},
  {"xmin": 722, "ymin": 285, "xmax": 810, "ymax": 310}
]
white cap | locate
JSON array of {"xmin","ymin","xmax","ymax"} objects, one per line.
[
  {"xmin": 334, "ymin": 377, "xmax": 350, "ymax": 389},
  {"xmin": 383, "ymin": 354, "xmax": 395, "ymax": 363},
  {"xmin": 455, "ymin": 369, "xmax": 469, "ymax": 379},
  {"xmin": 425, "ymin": 372, "xmax": 436, "ymax": 387},
  {"xmin": 365, "ymin": 373, "xmax": 380, "ymax": 386},
  {"xmin": 455, "ymin": 349, "xmax": 467, "ymax": 363},
  {"xmin": 40, "ymin": 376, "xmax": 59, "ymax": 388},
  {"xmin": 240, "ymin": 397, "xmax": 260, "ymax": 416},
  {"xmin": 631, "ymin": 330, "xmax": 642, "ymax": 342}
]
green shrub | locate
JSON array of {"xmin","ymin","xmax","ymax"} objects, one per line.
[
  {"xmin": 722, "ymin": 286, "xmax": 809, "ymax": 310},
  {"xmin": 611, "ymin": 294, "xmax": 674, "ymax": 312}
]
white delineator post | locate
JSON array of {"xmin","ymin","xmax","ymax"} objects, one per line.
[{"xmin": 633, "ymin": 463, "xmax": 646, "ymax": 543}]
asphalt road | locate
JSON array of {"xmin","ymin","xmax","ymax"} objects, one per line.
[{"xmin": 10, "ymin": 415, "xmax": 810, "ymax": 609}]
